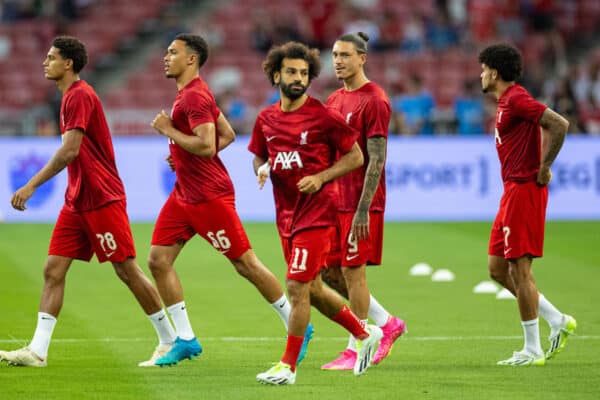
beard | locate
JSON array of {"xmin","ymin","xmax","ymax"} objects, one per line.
[{"xmin": 279, "ymin": 81, "xmax": 307, "ymax": 100}]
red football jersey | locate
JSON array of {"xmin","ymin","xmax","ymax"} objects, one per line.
[
  {"xmin": 326, "ymin": 82, "xmax": 390, "ymax": 212},
  {"xmin": 494, "ymin": 84, "xmax": 547, "ymax": 183},
  {"xmin": 60, "ymin": 80, "xmax": 125, "ymax": 212},
  {"xmin": 169, "ymin": 77, "xmax": 234, "ymax": 203},
  {"xmin": 249, "ymin": 97, "xmax": 359, "ymax": 238}
]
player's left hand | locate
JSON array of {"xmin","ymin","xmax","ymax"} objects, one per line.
[
  {"xmin": 297, "ymin": 175, "xmax": 323, "ymax": 193},
  {"xmin": 351, "ymin": 210, "xmax": 370, "ymax": 242},
  {"xmin": 11, "ymin": 184, "xmax": 35, "ymax": 211},
  {"xmin": 537, "ymin": 166, "xmax": 552, "ymax": 186},
  {"xmin": 151, "ymin": 110, "xmax": 173, "ymax": 135}
]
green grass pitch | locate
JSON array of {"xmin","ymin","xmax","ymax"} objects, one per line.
[{"xmin": 0, "ymin": 222, "xmax": 599, "ymax": 399}]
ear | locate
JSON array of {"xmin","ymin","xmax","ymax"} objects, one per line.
[
  {"xmin": 188, "ymin": 53, "xmax": 197, "ymax": 66},
  {"xmin": 360, "ymin": 53, "xmax": 367, "ymax": 65},
  {"xmin": 64, "ymin": 58, "xmax": 73, "ymax": 71},
  {"xmin": 273, "ymin": 71, "xmax": 280, "ymax": 85}
]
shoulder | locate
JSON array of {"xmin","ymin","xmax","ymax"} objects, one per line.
[
  {"xmin": 505, "ymin": 85, "xmax": 533, "ymax": 104},
  {"xmin": 365, "ymin": 83, "xmax": 390, "ymax": 106},
  {"xmin": 326, "ymin": 88, "xmax": 344, "ymax": 104},
  {"xmin": 64, "ymin": 82, "xmax": 96, "ymax": 107}
]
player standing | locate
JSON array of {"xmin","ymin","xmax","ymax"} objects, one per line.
[
  {"xmin": 321, "ymin": 32, "xmax": 407, "ymax": 370},
  {"xmin": 0, "ymin": 36, "xmax": 173, "ymax": 367},
  {"xmin": 479, "ymin": 44, "xmax": 576, "ymax": 366},
  {"xmin": 250, "ymin": 41, "xmax": 383, "ymax": 385},
  {"xmin": 147, "ymin": 34, "xmax": 312, "ymax": 366}
]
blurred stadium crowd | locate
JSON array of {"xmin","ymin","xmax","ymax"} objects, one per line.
[{"xmin": 1, "ymin": 0, "xmax": 600, "ymax": 136}]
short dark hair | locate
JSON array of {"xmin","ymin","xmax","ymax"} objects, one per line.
[
  {"xmin": 174, "ymin": 33, "xmax": 208, "ymax": 67},
  {"xmin": 337, "ymin": 31, "xmax": 369, "ymax": 54},
  {"xmin": 52, "ymin": 36, "xmax": 87, "ymax": 73},
  {"xmin": 262, "ymin": 41, "xmax": 321, "ymax": 85},
  {"xmin": 478, "ymin": 44, "xmax": 522, "ymax": 82}
]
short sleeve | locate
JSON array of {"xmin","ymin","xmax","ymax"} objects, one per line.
[
  {"xmin": 363, "ymin": 96, "xmax": 391, "ymax": 139},
  {"xmin": 63, "ymin": 90, "xmax": 93, "ymax": 133},
  {"xmin": 185, "ymin": 92, "xmax": 216, "ymax": 129},
  {"xmin": 510, "ymin": 91, "xmax": 547, "ymax": 124},
  {"xmin": 248, "ymin": 114, "xmax": 268, "ymax": 159}
]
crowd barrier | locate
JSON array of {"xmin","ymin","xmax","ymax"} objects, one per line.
[{"xmin": 1, "ymin": 136, "xmax": 598, "ymax": 222}]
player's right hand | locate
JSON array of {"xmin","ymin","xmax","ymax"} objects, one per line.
[
  {"xmin": 11, "ymin": 185, "xmax": 35, "ymax": 211},
  {"xmin": 257, "ymin": 162, "xmax": 270, "ymax": 189},
  {"xmin": 151, "ymin": 110, "xmax": 173, "ymax": 135}
]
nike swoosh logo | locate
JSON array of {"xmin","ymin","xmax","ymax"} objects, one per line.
[
  {"xmin": 346, "ymin": 254, "xmax": 360, "ymax": 261},
  {"xmin": 289, "ymin": 269, "xmax": 304, "ymax": 274},
  {"xmin": 219, "ymin": 249, "xmax": 230, "ymax": 254},
  {"xmin": 504, "ymin": 248, "xmax": 512, "ymax": 255},
  {"xmin": 266, "ymin": 136, "xmax": 276, "ymax": 142},
  {"xmin": 279, "ymin": 301, "xmax": 287, "ymax": 309},
  {"xmin": 158, "ymin": 315, "xmax": 165, "ymax": 321},
  {"xmin": 106, "ymin": 251, "xmax": 115, "ymax": 257},
  {"xmin": 41, "ymin": 316, "xmax": 53, "ymax": 320}
]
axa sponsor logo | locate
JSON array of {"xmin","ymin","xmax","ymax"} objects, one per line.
[{"xmin": 273, "ymin": 151, "xmax": 303, "ymax": 170}]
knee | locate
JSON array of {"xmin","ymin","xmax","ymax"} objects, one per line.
[
  {"xmin": 43, "ymin": 262, "xmax": 66, "ymax": 286},
  {"xmin": 231, "ymin": 259, "xmax": 252, "ymax": 279},
  {"xmin": 113, "ymin": 263, "xmax": 131, "ymax": 285},
  {"xmin": 147, "ymin": 253, "xmax": 169, "ymax": 277},
  {"xmin": 488, "ymin": 264, "xmax": 504, "ymax": 283}
]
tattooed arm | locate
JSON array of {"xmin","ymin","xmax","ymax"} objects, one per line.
[
  {"xmin": 537, "ymin": 108, "xmax": 568, "ymax": 185},
  {"xmin": 351, "ymin": 136, "xmax": 386, "ymax": 241}
]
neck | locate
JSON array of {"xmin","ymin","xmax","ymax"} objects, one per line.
[
  {"xmin": 280, "ymin": 93, "xmax": 308, "ymax": 112},
  {"xmin": 56, "ymin": 73, "xmax": 80, "ymax": 94},
  {"xmin": 493, "ymin": 81, "xmax": 514, "ymax": 100},
  {"xmin": 176, "ymin": 69, "xmax": 199, "ymax": 90},
  {"xmin": 343, "ymin": 70, "xmax": 369, "ymax": 91}
]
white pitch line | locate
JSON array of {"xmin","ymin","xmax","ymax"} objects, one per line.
[{"xmin": 1, "ymin": 335, "xmax": 599, "ymax": 344}]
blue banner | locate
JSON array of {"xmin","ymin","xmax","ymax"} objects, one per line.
[{"xmin": 1, "ymin": 136, "xmax": 599, "ymax": 222}]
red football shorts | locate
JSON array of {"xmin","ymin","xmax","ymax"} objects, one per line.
[
  {"xmin": 49, "ymin": 200, "xmax": 136, "ymax": 264},
  {"xmin": 281, "ymin": 227, "xmax": 335, "ymax": 283},
  {"xmin": 152, "ymin": 193, "xmax": 251, "ymax": 260},
  {"xmin": 489, "ymin": 180, "xmax": 548, "ymax": 259},
  {"xmin": 327, "ymin": 211, "xmax": 384, "ymax": 267}
]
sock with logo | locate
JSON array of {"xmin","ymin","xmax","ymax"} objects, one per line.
[
  {"xmin": 331, "ymin": 305, "xmax": 368, "ymax": 340},
  {"xmin": 166, "ymin": 301, "xmax": 195, "ymax": 340},
  {"xmin": 368, "ymin": 295, "xmax": 391, "ymax": 327},
  {"xmin": 29, "ymin": 312, "xmax": 57, "ymax": 358},
  {"xmin": 271, "ymin": 294, "xmax": 291, "ymax": 331},
  {"xmin": 148, "ymin": 309, "xmax": 176, "ymax": 345}
]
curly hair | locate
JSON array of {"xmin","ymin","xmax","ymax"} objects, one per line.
[
  {"xmin": 262, "ymin": 42, "xmax": 321, "ymax": 85},
  {"xmin": 337, "ymin": 31, "xmax": 369, "ymax": 54},
  {"xmin": 52, "ymin": 36, "xmax": 88, "ymax": 73},
  {"xmin": 478, "ymin": 44, "xmax": 522, "ymax": 82},
  {"xmin": 174, "ymin": 33, "xmax": 209, "ymax": 67}
]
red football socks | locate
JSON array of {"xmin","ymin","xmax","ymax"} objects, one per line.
[
  {"xmin": 281, "ymin": 334, "xmax": 304, "ymax": 371},
  {"xmin": 331, "ymin": 305, "xmax": 368, "ymax": 340}
]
